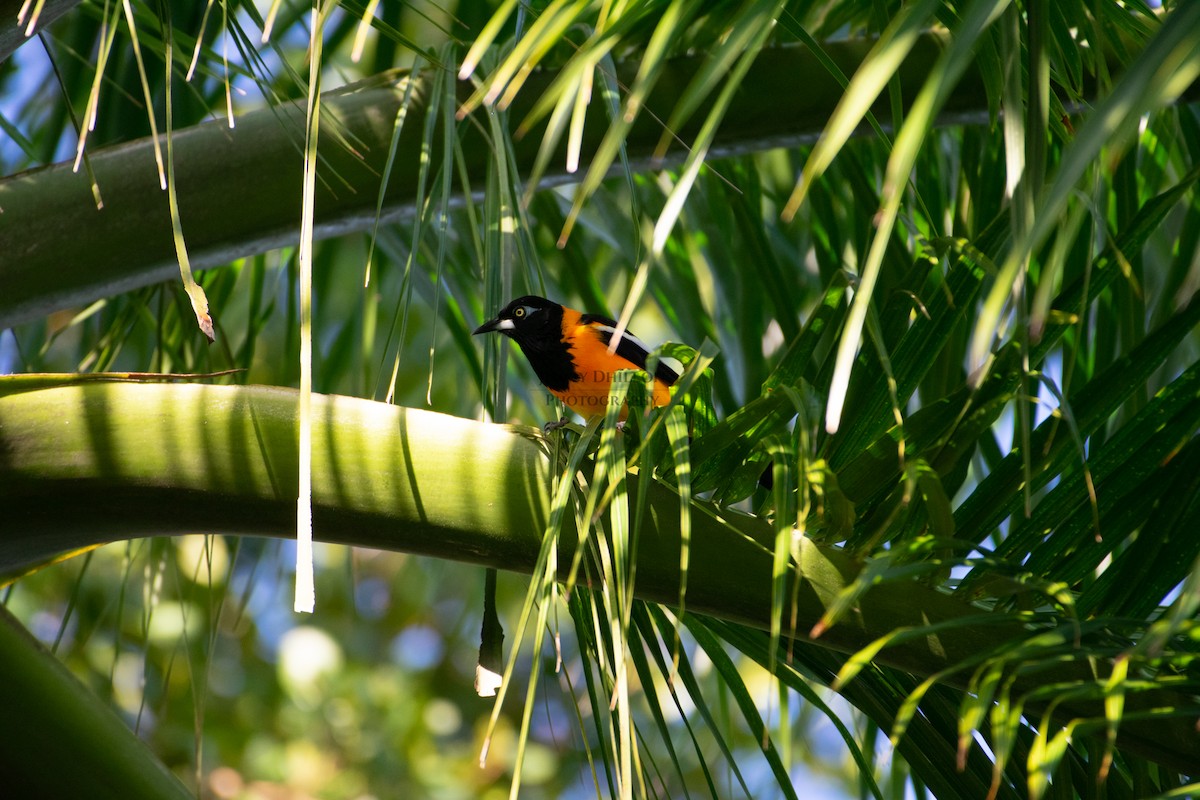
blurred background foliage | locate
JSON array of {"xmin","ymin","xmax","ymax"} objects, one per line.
[{"xmin": 3, "ymin": 0, "xmax": 1200, "ymax": 798}]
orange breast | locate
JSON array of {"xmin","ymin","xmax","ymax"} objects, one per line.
[{"xmin": 552, "ymin": 320, "xmax": 672, "ymax": 420}]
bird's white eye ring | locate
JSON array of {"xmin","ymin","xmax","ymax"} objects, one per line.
[{"xmin": 513, "ymin": 307, "xmax": 525, "ymax": 318}]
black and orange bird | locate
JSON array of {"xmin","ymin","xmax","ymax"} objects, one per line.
[{"xmin": 473, "ymin": 295, "xmax": 679, "ymax": 420}]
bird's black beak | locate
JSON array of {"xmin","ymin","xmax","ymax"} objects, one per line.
[{"xmin": 473, "ymin": 317, "xmax": 511, "ymax": 335}]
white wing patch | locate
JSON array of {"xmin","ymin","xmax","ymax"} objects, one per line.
[{"xmin": 593, "ymin": 323, "xmax": 652, "ymax": 359}]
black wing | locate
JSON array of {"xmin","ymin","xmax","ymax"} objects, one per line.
[{"xmin": 583, "ymin": 313, "xmax": 680, "ymax": 386}]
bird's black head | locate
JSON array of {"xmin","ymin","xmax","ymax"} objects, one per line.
[
  {"xmin": 473, "ymin": 296, "xmax": 575, "ymax": 390},
  {"xmin": 472, "ymin": 295, "xmax": 563, "ymax": 350}
]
